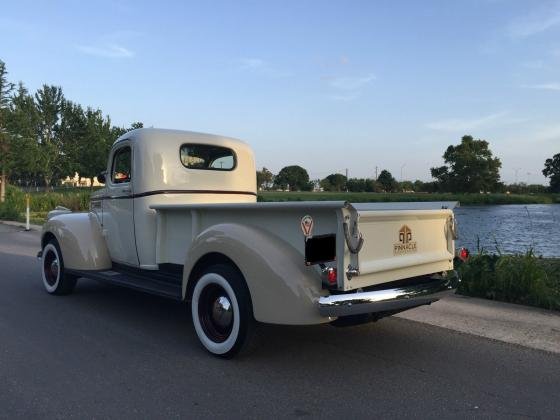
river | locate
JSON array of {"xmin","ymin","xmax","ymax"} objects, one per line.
[{"xmin": 454, "ymin": 204, "xmax": 560, "ymax": 257}]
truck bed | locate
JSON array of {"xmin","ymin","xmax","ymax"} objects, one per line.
[{"xmin": 150, "ymin": 200, "xmax": 457, "ymax": 292}]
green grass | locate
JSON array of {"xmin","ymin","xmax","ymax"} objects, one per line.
[
  {"xmin": 456, "ymin": 252, "xmax": 560, "ymax": 311},
  {"xmin": 258, "ymin": 191, "xmax": 560, "ymax": 205}
]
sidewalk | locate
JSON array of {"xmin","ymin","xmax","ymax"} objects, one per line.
[
  {"xmin": 0, "ymin": 220, "xmax": 43, "ymax": 231},
  {"xmin": 396, "ymin": 293, "xmax": 560, "ymax": 354}
]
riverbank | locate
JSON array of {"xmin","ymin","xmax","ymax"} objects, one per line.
[{"xmin": 258, "ymin": 191, "xmax": 560, "ymax": 205}]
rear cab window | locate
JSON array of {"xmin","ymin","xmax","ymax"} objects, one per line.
[{"xmin": 180, "ymin": 144, "xmax": 236, "ymax": 171}]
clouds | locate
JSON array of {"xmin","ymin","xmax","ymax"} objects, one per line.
[
  {"xmin": 507, "ymin": 1, "xmax": 560, "ymax": 38},
  {"xmin": 327, "ymin": 73, "xmax": 376, "ymax": 101},
  {"xmin": 237, "ymin": 58, "xmax": 290, "ymax": 77},
  {"xmin": 425, "ymin": 112, "xmax": 509, "ymax": 132},
  {"xmin": 77, "ymin": 44, "xmax": 135, "ymax": 58},
  {"xmin": 328, "ymin": 74, "xmax": 376, "ymax": 90},
  {"xmin": 522, "ymin": 82, "xmax": 560, "ymax": 91}
]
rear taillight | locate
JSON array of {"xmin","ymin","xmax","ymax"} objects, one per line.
[
  {"xmin": 457, "ymin": 247, "xmax": 470, "ymax": 262},
  {"xmin": 327, "ymin": 267, "xmax": 337, "ymax": 285}
]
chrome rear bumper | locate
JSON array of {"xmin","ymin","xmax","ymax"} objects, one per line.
[{"xmin": 318, "ymin": 272, "xmax": 459, "ymax": 318}]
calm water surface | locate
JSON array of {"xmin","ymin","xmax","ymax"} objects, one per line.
[{"xmin": 454, "ymin": 204, "xmax": 560, "ymax": 257}]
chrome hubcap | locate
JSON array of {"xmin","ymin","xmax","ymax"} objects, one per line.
[
  {"xmin": 43, "ymin": 250, "xmax": 59, "ymax": 286},
  {"xmin": 211, "ymin": 296, "xmax": 233, "ymax": 329},
  {"xmin": 198, "ymin": 283, "xmax": 234, "ymax": 343}
]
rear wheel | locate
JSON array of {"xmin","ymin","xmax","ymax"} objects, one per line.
[
  {"xmin": 191, "ymin": 264, "xmax": 254, "ymax": 358},
  {"xmin": 41, "ymin": 239, "xmax": 78, "ymax": 295}
]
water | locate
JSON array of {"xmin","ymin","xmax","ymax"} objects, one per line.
[{"xmin": 454, "ymin": 204, "xmax": 560, "ymax": 257}]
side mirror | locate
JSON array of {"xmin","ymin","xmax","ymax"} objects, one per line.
[{"xmin": 97, "ymin": 171, "xmax": 107, "ymax": 184}]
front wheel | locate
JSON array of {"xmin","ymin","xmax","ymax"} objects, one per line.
[
  {"xmin": 191, "ymin": 264, "xmax": 254, "ymax": 358},
  {"xmin": 41, "ymin": 239, "xmax": 78, "ymax": 295}
]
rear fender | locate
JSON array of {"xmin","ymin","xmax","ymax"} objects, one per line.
[
  {"xmin": 41, "ymin": 212, "xmax": 111, "ymax": 270},
  {"xmin": 183, "ymin": 223, "xmax": 329, "ymax": 325}
]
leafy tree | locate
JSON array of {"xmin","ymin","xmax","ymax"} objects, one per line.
[
  {"xmin": 5, "ymin": 83, "xmax": 40, "ymax": 184},
  {"xmin": 543, "ymin": 153, "xmax": 560, "ymax": 193},
  {"xmin": 431, "ymin": 135, "xmax": 501, "ymax": 193},
  {"xmin": 377, "ymin": 169, "xmax": 397, "ymax": 192},
  {"xmin": 274, "ymin": 165, "xmax": 312, "ymax": 191},
  {"xmin": 0, "ymin": 59, "xmax": 14, "ymax": 202},
  {"xmin": 256, "ymin": 167, "xmax": 273, "ymax": 190},
  {"xmin": 399, "ymin": 180, "xmax": 414, "ymax": 192},
  {"xmin": 346, "ymin": 178, "xmax": 379, "ymax": 192},
  {"xmin": 320, "ymin": 173, "xmax": 347, "ymax": 191},
  {"xmin": 35, "ymin": 84, "xmax": 64, "ymax": 190}
]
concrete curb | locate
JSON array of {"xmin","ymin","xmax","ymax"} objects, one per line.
[
  {"xmin": 0, "ymin": 220, "xmax": 43, "ymax": 231},
  {"xmin": 396, "ymin": 293, "xmax": 560, "ymax": 354}
]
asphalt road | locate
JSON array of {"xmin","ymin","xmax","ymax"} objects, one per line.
[{"xmin": 1, "ymin": 223, "xmax": 559, "ymax": 419}]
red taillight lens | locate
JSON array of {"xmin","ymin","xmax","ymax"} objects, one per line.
[
  {"xmin": 327, "ymin": 268, "xmax": 337, "ymax": 285},
  {"xmin": 458, "ymin": 247, "xmax": 470, "ymax": 262}
]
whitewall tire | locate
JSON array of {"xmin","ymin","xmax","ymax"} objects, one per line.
[
  {"xmin": 41, "ymin": 240, "xmax": 77, "ymax": 295},
  {"xmin": 191, "ymin": 264, "xmax": 254, "ymax": 358}
]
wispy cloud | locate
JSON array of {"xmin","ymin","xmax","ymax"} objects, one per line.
[
  {"xmin": 425, "ymin": 112, "xmax": 509, "ymax": 132},
  {"xmin": 77, "ymin": 44, "xmax": 134, "ymax": 58},
  {"xmin": 326, "ymin": 73, "xmax": 376, "ymax": 101},
  {"xmin": 507, "ymin": 2, "xmax": 560, "ymax": 38},
  {"xmin": 329, "ymin": 74, "xmax": 376, "ymax": 90},
  {"xmin": 522, "ymin": 82, "xmax": 560, "ymax": 91},
  {"xmin": 237, "ymin": 58, "xmax": 290, "ymax": 77}
]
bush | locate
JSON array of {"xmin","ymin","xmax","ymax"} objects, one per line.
[
  {"xmin": 0, "ymin": 185, "xmax": 26, "ymax": 220},
  {"xmin": 0, "ymin": 186, "xmax": 92, "ymax": 223},
  {"xmin": 457, "ymin": 251, "xmax": 560, "ymax": 311}
]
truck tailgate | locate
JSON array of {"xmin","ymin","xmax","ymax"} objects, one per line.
[{"xmin": 343, "ymin": 207, "xmax": 455, "ymax": 291}]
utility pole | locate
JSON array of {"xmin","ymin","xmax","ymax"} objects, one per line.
[
  {"xmin": 345, "ymin": 168, "xmax": 348, "ymax": 192},
  {"xmin": 400, "ymin": 163, "xmax": 406, "ymax": 182},
  {"xmin": 514, "ymin": 167, "xmax": 521, "ymax": 184},
  {"xmin": 375, "ymin": 166, "xmax": 378, "ymax": 180}
]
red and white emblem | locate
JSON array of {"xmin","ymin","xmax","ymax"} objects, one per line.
[{"xmin": 300, "ymin": 215, "xmax": 314, "ymax": 237}]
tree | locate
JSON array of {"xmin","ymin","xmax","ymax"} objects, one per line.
[
  {"xmin": 346, "ymin": 178, "xmax": 379, "ymax": 192},
  {"xmin": 256, "ymin": 167, "xmax": 273, "ymax": 190},
  {"xmin": 543, "ymin": 153, "xmax": 560, "ymax": 193},
  {"xmin": 0, "ymin": 59, "xmax": 14, "ymax": 202},
  {"xmin": 320, "ymin": 173, "xmax": 347, "ymax": 191},
  {"xmin": 35, "ymin": 85, "xmax": 64, "ymax": 190},
  {"xmin": 274, "ymin": 165, "xmax": 312, "ymax": 191},
  {"xmin": 431, "ymin": 135, "xmax": 501, "ymax": 193},
  {"xmin": 5, "ymin": 83, "xmax": 40, "ymax": 185},
  {"xmin": 377, "ymin": 169, "xmax": 397, "ymax": 192}
]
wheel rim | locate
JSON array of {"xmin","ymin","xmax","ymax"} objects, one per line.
[
  {"xmin": 198, "ymin": 284, "xmax": 234, "ymax": 343},
  {"xmin": 43, "ymin": 249, "xmax": 59, "ymax": 287}
]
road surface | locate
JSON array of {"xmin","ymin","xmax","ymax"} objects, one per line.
[{"xmin": 1, "ymin": 223, "xmax": 559, "ymax": 419}]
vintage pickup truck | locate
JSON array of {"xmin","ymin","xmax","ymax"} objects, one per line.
[{"xmin": 39, "ymin": 128, "xmax": 461, "ymax": 357}]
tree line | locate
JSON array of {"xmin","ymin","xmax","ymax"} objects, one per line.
[
  {"xmin": 258, "ymin": 136, "xmax": 559, "ymax": 194},
  {"xmin": 0, "ymin": 59, "xmax": 141, "ymax": 201}
]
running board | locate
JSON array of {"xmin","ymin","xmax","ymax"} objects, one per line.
[{"xmin": 68, "ymin": 269, "xmax": 183, "ymax": 300}]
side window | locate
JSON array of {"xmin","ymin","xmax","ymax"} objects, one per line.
[
  {"xmin": 111, "ymin": 146, "xmax": 132, "ymax": 184},
  {"xmin": 180, "ymin": 144, "xmax": 236, "ymax": 171}
]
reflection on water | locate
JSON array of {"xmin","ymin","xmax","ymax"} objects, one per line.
[{"xmin": 454, "ymin": 204, "xmax": 560, "ymax": 257}]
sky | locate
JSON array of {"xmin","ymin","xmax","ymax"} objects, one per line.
[{"xmin": 1, "ymin": 0, "xmax": 559, "ymax": 184}]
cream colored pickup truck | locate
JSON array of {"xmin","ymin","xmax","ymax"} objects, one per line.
[{"xmin": 39, "ymin": 128, "xmax": 460, "ymax": 357}]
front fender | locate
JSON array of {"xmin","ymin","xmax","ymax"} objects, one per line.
[
  {"xmin": 41, "ymin": 212, "xmax": 111, "ymax": 271},
  {"xmin": 183, "ymin": 223, "xmax": 330, "ymax": 325}
]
